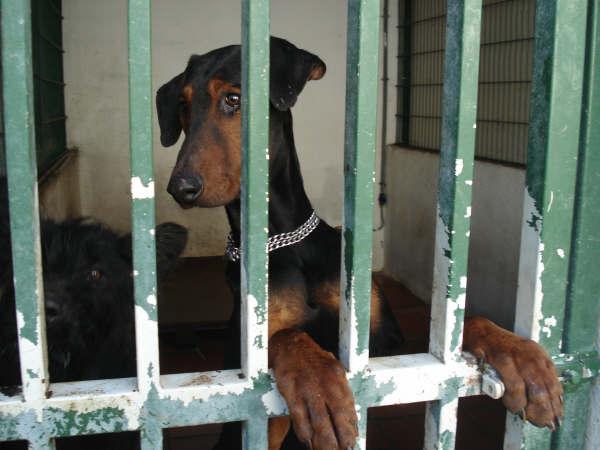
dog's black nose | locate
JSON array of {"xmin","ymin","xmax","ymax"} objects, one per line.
[{"xmin": 168, "ymin": 174, "xmax": 203, "ymax": 206}]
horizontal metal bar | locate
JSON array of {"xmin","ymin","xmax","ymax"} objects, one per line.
[
  {"xmin": 412, "ymin": 13, "xmax": 447, "ymax": 26},
  {"xmin": 411, "ymin": 47, "xmax": 445, "ymax": 57},
  {"xmin": 34, "ymin": 31, "xmax": 63, "ymax": 53},
  {"xmin": 40, "ymin": 115, "xmax": 67, "ymax": 125},
  {"xmin": 0, "ymin": 355, "xmax": 489, "ymax": 441},
  {"xmin": 2, "ymin": 350, "xmax": 592, "ymax": 443},
  {"xmin": 481, "ymin": 37, "xmax": 534, "ymax": 48},
  {"xmin": 33, "ymin": 74, "xmax": 65, "ymax": 87},
  {"xmin": 46, "ymin": 0, "xmax": 62, "ymax": 19},
  {"xmin": 409, "ymin": 80, "xmax": 530, "ymax": 88}
]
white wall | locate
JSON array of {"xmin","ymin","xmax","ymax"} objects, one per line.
[
  {"xmin": 383, "ymin": 146, "xmax": 525, "ymax": 329},
  {"xmin": 62, "ymin": 0, "xmax": 388, "ymax": 265}
]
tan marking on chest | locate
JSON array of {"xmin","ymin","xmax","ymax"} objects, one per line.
[
  {"xmin": 311, "ymin": 278, "xmax": 382, "ymax": 332},
  {"xmin": 268, "ymin": 286, "xmax": 311, "ymax": 339}
]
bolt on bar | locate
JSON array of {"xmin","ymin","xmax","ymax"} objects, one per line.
[
  {"xmin": 127, "ymin": 0, "xmax": 162, "ymax": 448},
  {"xmin": 1, "ymin": 0, "xmax": 53, "ymax": 448},
  {"xmin": 506, "ymin": 0, "xmax": 588, "ymax": 449},
  {"xmin": 424, "ymin": 1, "xmax": 482, "ymax": 449},
  {"xmin": 240, "ymin": 0, "xmax": 270, "ymax": 447}
]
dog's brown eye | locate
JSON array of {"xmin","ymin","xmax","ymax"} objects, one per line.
[
  {"xmin": 88, "ymin": 269, "xmax": 102, "ymax": 282},
  {"xmin": 224, "ymin": 93, "xmax": 240, "ymax": 108}
]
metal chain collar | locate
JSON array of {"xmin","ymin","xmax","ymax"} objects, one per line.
[{"xmin": 225, "ymin": 210, "xmax": 320, "ymax": 262}]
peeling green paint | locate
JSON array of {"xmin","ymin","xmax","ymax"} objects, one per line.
[
  {"xmin": 508, "ymin": 0, "xmax": 591, "ymax": 448},
  {"xmin": 449, "ymin": 299, "xmax": 465, "ymax": 354},
  {"xmin": 2, "ymin": 0, "xmax": 44, "ymax": 350},
  {"xmin": 349, "ymin": 369, "xmax": 395, "ymax": 445},
  {"xmin": 239, "ymin": 0, "xmax": 269, "ymax": 392},
  {"xmin": 47, "ymin": 407, "xmax": 127, "ymax": 437},
  {"xmin": 253, "ymin": 302, "xmax": 266, "ymax": 325},
  {"xmin": 340, "ymin": 0, "xmax": 381, "ymax": 367}
]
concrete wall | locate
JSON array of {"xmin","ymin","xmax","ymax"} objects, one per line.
[
  {"xmin": 383, "ymin": 146, "xmax": 525, "ymax": 329},
  {"xmin": 62, "ymin": 0, "xmax": 388, "ymax": 265},
  {"xmin": 38, "ymin": 153, "xmax": 81, "ymax": 222}
]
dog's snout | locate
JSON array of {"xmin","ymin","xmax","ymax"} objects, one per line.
[{"xmin": 168, "ymin": 174, "xmax": 204, "ymax": 206}]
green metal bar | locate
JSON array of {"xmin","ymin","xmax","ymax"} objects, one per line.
[
  {"xmin": 563, "ymin": 0, "xmax": 600, "ymax": 357},
  {"xmin": 2, "ymin": 1, "xmax": 53, "ymax": 448},
  {"xmin": 558, "ymin": 1, "xmax": 600, "ymax": 447},
  {"xmin": 341, "ymin": 1, "xmax": 381, "ymax": 447},
  {"xmin": 506, "ymin": 0, "xmax": 588, "ymax": 449},
  {"xmin": 340, "ymin": 0, "xmax": 380, "ymax": 373},
  {"xmin": 240, "ymin": 0, "xmax": 269, "ymax": 380},
  {"xmin": 2, "ymin": 0, "xmax": 47, "ymax": 412},
  {"xmin": 241, "ymin": 0, "xmax": 270, "ymax": 448},
  {"xmin": 428, "ymin": 0, "xmax": 481, "ymax": 364},
  {"xmin": 424, "ymin": 1, "xmax": 482, "ymax": 448},
  {"xmin": 128, "ymin": 0, "xmax": 160, "ymax": 449}
]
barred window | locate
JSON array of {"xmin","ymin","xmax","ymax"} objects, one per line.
[{"xmin": 396, "ymin": 0, "xmax": 535, "ymax": 166}]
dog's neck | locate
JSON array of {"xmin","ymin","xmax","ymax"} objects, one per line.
[{"xmin": 225, "ymin": 110, "xmax": 315, "ymax": 244}]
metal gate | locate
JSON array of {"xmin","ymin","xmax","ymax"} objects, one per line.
[{"xmin": 0, "ymin": 0, "xmax": 599, "ymax": 449}]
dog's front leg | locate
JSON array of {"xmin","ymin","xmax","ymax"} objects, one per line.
[
  {"xmin": 269, "ymin": 328, "xmax": 358, "ymax": 450},
  {"xmin": 463, "ymin": 316, "xmax": 563, "ymax": 429}
]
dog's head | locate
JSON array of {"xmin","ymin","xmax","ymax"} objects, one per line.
[
  {"xmin": 40, "ymin": 220, "xmax": 187, "ymax": 380},
  {"xmin": 0, "ymin": 206, "xmax": 188, "ymax": 382},
  {"xmin": 156, "ymin": 37, "xmax": 326, "ymax": 208}
]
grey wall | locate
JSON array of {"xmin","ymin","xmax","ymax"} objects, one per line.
[{"xmin": 383, "ymin": 146, "xmax": 525, "ymax": 329}]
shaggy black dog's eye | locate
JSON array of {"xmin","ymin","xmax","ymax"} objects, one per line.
[
  {"xmin": 224, "ymin": 93, "xmax": 241, "ymax": 111},
  {"xmin": 88, "ymin": 269, "xmax": 102, "ymax": 282}
]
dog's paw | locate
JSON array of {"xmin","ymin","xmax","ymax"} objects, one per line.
[
  {"xmin": 464, "ymin": 316, "xmax": 563, "ymax": 430},
  {"xmin": 270, "ymin": 329, "xmax": 358, "ymax": 450}
]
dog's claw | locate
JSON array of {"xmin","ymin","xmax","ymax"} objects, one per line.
[{"xmin": 555, "ymin": 417, "xmax": 562, "ymax": 429}]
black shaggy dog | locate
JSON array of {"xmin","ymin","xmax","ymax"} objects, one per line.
[
  {"xmin": 0, "ymin": 180, "xmax": 187, "ymax": 384},
  {"xmin": 0, "ymin": 179, "xmax": 187, "ymax": 449}
]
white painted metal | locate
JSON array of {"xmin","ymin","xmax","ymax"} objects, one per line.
[{"xmin": 0, "ymin": 354, "xmax": 501, "ymax": 431}]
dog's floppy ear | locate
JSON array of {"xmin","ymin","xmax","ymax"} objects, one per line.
[
  {"xmin": 118, "ymin": 223, "xmax": 187, "ymax": 280},
  {"xmin": 156, "ymin": 72, "xmax": 185, "ymax": 147},
  {"xmin": 269, "ymin": 37, "xmax": 326, "ymax": 111},
  {"xmin": 155, "ymin": 222, "xmax": 188, "ymax": 280}
]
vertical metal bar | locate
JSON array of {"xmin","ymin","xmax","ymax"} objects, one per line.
[
  {"xmin": 240, "ymin": 0, "xmax": 269, "ymax": 384},
  {"xmin": 563, "ymin": 0, "xmax": 600, "ymax": 357},
  {"xmin": 424, "ymin": 378, "xmax": 461, "ymax": 450},
  {"xmin": 425, "ymin": 1, "xmax": 482, "ymax": 448},
  {"xmin": 341, "ymin": 1, "xmax": 381, "ymax": 447},
  {"xmin": 128, "ymin": 0, "xmax": 161, "ymax": 448},
  {"xmin": 396, "ymin": 0, "xmax": 411, "ymax": 144},
  {"xmin": 561, "ymin": 1, "xmax": 600, "ymax": 448},
  {"xmin": 1, "ymin": 0, "xmax": 48, "ymax": 412},
  {"xmin": 2, "ymin": 1, "xmax": 52, "ymax": 448},
  {"xmin": 505, "ymin": 1, "xmax": 588, "ymax": 449},
  {"xmin": 241, "ymin": 0, "xmax": 270, "ymax": 448},
  {"xmin": 340, "ymin": 0, "xmax": 381, "ymax": 373}
]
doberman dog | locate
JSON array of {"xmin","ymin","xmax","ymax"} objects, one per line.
[{"xmin": 156, "ymin": 37, "xmax": 563, "ymax": 449}]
